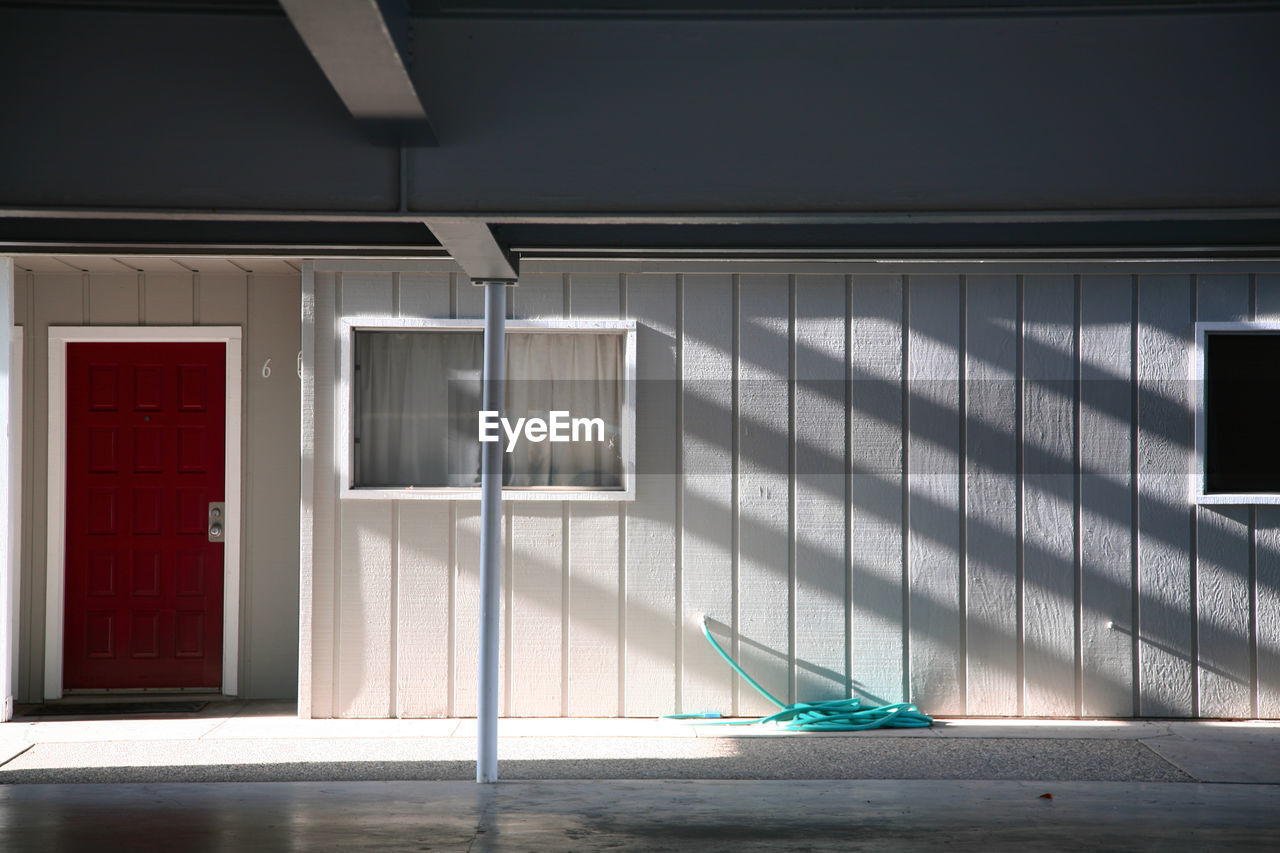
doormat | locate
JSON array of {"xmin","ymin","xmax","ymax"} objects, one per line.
[{"xmin": 22, "ymin": 701, "xmax": 209, "ymax": 717}]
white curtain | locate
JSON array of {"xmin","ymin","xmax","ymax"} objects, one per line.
[
  {"xmin": 354, "ymin": 330, "xmax": 623, "ymax": 489},
  {"xmin": 355, "ymin": 331, "xmax": 483, "ymax": 487},
  {"xmin": 505, "ymin": 333, "xmax": 623, "ymax": 488}
]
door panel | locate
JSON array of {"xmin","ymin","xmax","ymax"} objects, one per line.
[{"xmin": 64, "ymin": 342, "xmax": 226, "ymax": 689}]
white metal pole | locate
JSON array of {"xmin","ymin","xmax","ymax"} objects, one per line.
[{"xmin": 477, "ymin": 280, "xmax": 507, "ymax": 783}]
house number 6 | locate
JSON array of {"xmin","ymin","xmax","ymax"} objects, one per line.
[{"xmin": 262, "ymin": 359, "xmax": 272, "ymax": 379}]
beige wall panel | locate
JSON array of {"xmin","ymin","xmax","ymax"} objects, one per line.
[
  {"xmin": 22, "ymin": 273, "xmax": 85, "ymax": 702},
  {"xmin": 16, "ymin": 262, "xmax": 300, "ymax": 706},
  {"xmin": 87, "ymin": 273, "xmax": 139, "ymax": 324},
  {"xmin": 244, "ymin": 274, "xmax": 302, "ymax": 698},
  {"xmin": 143, "ymin": 272, "xmax": 196, "ymax": 325},
  {"xmin": 13, "ymin": 267, "xmax": 28, "ymax": 327},
  {"xmin": 197, "ymin": 274, "xmax": 249, "ymax": 325}
]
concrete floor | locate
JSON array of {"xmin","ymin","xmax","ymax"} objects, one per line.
[{"xmin": 1, "ymin": 702, "xmax": 1278, "ymax": 850}]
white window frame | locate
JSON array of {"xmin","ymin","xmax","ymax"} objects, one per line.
[
  {"xmin": 338, "ymin": 317, "xmax": 636, "ymax": 501},
  {"xmin": 45, "ymin": 326, "xmax": 243, "ymax": 698},
  {"xmin": 1194, "ymin": 321, "xmax": 1280, "ymax": 505}
]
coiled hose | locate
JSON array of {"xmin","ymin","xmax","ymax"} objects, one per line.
[{"xmin": 664, "ymin": 618, "xmax": 932, "ymax": 731}]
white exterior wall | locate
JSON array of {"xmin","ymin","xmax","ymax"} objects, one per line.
[
  {"xmin": 303, "ymin": 260, "xmax": 1280, "ymax": 719},
  {"xmin": 10, "ymin": 257, "xmax": 301, "ymax": 702}
]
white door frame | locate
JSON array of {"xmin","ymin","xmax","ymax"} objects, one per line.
[{"xmin": 45, "ymin": 327, "xmax": 242, "ymax": 699}]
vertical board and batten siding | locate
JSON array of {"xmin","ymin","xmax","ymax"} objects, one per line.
[
  {"xmin": 1136, "ymin": 275, "xmax": 1195, "ymax": 717},
  {"xmin": 11, "ymin": 260, "xmax": 301, "ymax": 703},
  {"xmin": 303, "ymin": 265, "xmax": 1280, "ymax": 719},
  {"xmin": 680, "ymin": 275, "xmax": 736, "ymax": 713},
  {"xmin": 964, "ymin": 275, "xmax": 1019, "ymax": 716},
  {"xmin": 1021, "ymin": 275, "xmax": 1078, "ymax": 716},
  {"xmin": 736, "ymin": 274, "xmax": 792, "ymax": 714},
  {"xmin": 847, "ymin": 276, "xmax": 906, "ymax": 706},
  {"xmin": 907, "ymin": 276, "xmax": 964, "ymax": 714},
  {"xmin": 1079, "ymin": 275, "xmax": 1135, "ymax": 717}
]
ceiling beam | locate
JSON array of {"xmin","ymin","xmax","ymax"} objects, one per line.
[
  {"xmin": 279, "ymin": 0, "xmax": 434, "ymax": 145},
  {"xmin": 425, "ymin": 218, "xmax": 519, "ymax": 280}
]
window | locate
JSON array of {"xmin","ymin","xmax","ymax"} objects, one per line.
[
  {"xmin": 339, "ymin": 319, "xmax": 635, "ymax": 500},
  {"xmin": 1195, "ymin": 322, "xmax": 1280, "ymax": 504}
]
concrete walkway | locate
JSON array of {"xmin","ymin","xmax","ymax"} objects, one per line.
[{"xmin": 1, "ymin": 701, "xmax": 1278, "ymax": 850}]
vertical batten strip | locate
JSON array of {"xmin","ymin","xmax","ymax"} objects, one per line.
[
  {"xmin": 842, "ymin": 275, "xmax": 853, "ymax": 699},
  {"xmin": 675, "ymin": 274, "xmax": 684, "ymax": 713},
  {"xmin": 778, "ymin": 274, "xmax": 788, "ymax": 701},
  {"xmin": 305, "ymin": 270, "xmax": 337, "ymax": 717},
  {"xmin": 1190, "ymin": 276, "xmax": 1199, "ymax": 719},
  {"xmin": 1073, "ymin": 276, "xmax": 1084, "ymax": 716},
  {"xmin": 957, "ymin": 276, "xmax": 968, "ymax": 715},
  {"xmin": 618, "ymin": 275, "xmax": 629, "ymax": 716},
  {"xmin": 1015, "ymin": 275, "xmax": 1025, "ymax": 716},
  {"xmin": 901, "ymin": 276, "xmax": 911, "ymax": 705},
  {"xmin": 448, "ymin": 503, "xmax": 457, "ymax": 717},
  {"xmin": 732, "ymin": 275, "xmax": 741, "ymax": 714},
  {"xmin": 21, "ymin": 269, "xmax": 35, "ymax": 701},
  {"xmin": 1253, "ymin": 274, "xmax": 1280, "ymax": 717},
  {"xmin": 1250, "ymin": 273, "xmax": 1259, "ymax": 719}
]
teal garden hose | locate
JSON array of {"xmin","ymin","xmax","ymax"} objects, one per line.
[{"xmin": 664, "ymin": 617, "xmax": 933, "ymax": 731}]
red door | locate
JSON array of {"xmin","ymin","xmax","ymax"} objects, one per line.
[{"xmin": 64, "ymin": 342, "xmax": 226, "ymax": 690}]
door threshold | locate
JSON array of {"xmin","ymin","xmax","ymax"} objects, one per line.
[{"xmin": 63, "ymin": 688, "xmax": 223, "ymax": 696}]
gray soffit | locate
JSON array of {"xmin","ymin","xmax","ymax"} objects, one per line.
[
  {"xmin": 407, "ymin": 1, "xmax": 1280, "ymax": 17},
  {"xmin": 4, "ymin": 212, "xmax": 1280, "ymax": 261},
  {"xmin": 5, "ymin": 1, "xmax": 1277, "ymax": 16},
  {"xmin": 278, "ymin": 0, "xmax": 434, "ymax": 146}
]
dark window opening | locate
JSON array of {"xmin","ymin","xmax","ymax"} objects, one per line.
[{"xmin": 1204, "ymin": 332, "xmax": 1280, "ymax": 494}]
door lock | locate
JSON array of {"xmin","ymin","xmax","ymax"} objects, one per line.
[{"xmin": 208, "ymin": 502, "xmax": 226, "ymax": 543}]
